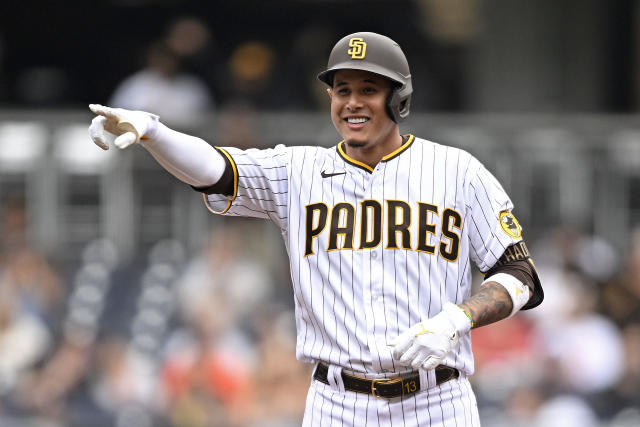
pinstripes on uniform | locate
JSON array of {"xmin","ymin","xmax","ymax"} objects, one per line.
[
  {"xmin": 303, "ymin": 375, "xmax": 480, "ymax": 427},
  {"xmin": 201, "ymin": 135, "xmax": 521, "ymax": 425}
]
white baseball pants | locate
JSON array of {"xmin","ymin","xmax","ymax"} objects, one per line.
[{"xmin": 302, "ymin": 366, "xmax": 480, "ymax": 427}]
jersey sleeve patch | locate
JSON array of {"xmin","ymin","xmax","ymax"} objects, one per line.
[{"xmin": 499, "ymin": 210, "xmax": 522, "ymax": 239}]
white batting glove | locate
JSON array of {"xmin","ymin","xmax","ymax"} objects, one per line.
[
  {"xmin": 389, "ymin": 303, "xmax": 472, "ymax": 370},
  {"xmin": 88, "ymin": 104, "xmax": 159, "ymax": 150}
]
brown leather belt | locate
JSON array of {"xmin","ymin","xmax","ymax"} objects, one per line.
[{"xmin": 313, "ymin": 363, "xmax": 459, "ymax": 399}]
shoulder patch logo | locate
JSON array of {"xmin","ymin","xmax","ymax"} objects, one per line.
[
  {"xmin": 348, "ymin": 37, "xmax": 367, "ymax": 59},
  {"xmin": 499, "ymin": 211, "xmax": 522, "ymax": 239}
]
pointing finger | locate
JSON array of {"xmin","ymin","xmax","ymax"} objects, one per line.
[
  {"xmin": 89, "ymin": 103, "xmax": 109, "ymax": 115},
  {"xmin": 89, "ymin": 104, "xmax": 120, "ymax": 120}
]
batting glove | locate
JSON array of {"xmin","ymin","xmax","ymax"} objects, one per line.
[
  {"xmin": 389, "ymin": 303, "xmax": 472, "ymax": 370},
  {"xmin": 88, "ymin": 104, "xmax": 159, "ymax": 150}
]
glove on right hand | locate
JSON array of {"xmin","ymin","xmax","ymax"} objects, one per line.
[{"xmin": 88, "ymin": 104, "xmax": 159, "ymax": 150}]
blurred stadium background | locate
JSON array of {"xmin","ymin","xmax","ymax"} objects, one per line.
[{"xmin": 1, "ymin": 1, "xmax": 640, "ymax": 426}]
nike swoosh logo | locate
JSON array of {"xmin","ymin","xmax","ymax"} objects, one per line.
[{"xmin": 321, "ymin": 170, "xmax": 346, "ymax": 178}]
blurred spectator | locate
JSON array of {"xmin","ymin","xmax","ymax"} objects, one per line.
[
  {"xmin": 415, "ymin": 0, "xmax": 479, "ymax": 44},
  {"xmin": 1, "ymin": 194, "xmax": 30, "ymax": 251},
  {"xmin": 473, "ymin": 225, "xmax": 635, "ymax": 426},
  {"xmin": 539, "ymin": 272, "xmax": 624, "ymax": 394},
  {"xmin": 220, "ymin": 40, "xmax": 308, "ymax": 110},
  {"xmin": 165, "ymin": 17, "xmax": 219, "ymax": 83},
  {"xmin": 110, "ymin": 41, "xmax": 213, "ymax": 127},
  {"xmin": 606, "ymin": 323, "xmax": 640, "ymax": 422},
  {"xmin": 245, "ymin": 308, "xmax": 310, "ymax": 426},
  {"xmin": 91, "ymin": 336, "xmax": 146, "ymax": 412},
  {"xmin": 222, "ymin": 41, "xmax": 277, "ymax": 109},
  {"xmin": 0, "ymin": 285, "xmax": 52, "ymax": 398},
  {"xmin": 532, "ymin": 226, "xmax": 619, "ymax": 284},
  {"xmin": 174, "ymin": 221, "xmax": 276, "ymax": 326},
  {"xmin": 160, "ymin": 310, "xmax": 252, "ymax": 427},
  {"xmin": 159, "ymin": 220, "xmax": 281, "ymax": 425},
  {"xmin": 599, "ymin": 228, "xmax": 640, "ymax": 328},
  {"xmin": 410, "ymin": 0, "xmax": 476, "ymax": 110},
  {"xmin": 595, "ymin": 228, "xmax": 640, "ymax": 422},
  {"xmin": 14, "ymin": 338, "xmax": 92, "ymax": 424},
  {"xmin": 471, "ymin": 312, "xmax": 542, "ymax": 404},
  {"xmin": 165, "ymin": 17, "xmax": 213, "ymax": 63},
  {"xmin": 0, "ymin": 195, "xmax": 62, "ymax": 328},
  {"xmin": 0, "ymin": 247, "xmax": 64, "ymax": 327},
  {"xmin": 286, "ymin": 25, "xmax": 337, "ymax": 110},
  {"xmin": 534, "ymin": 394, "xmax": 600, "ymax": 427}
]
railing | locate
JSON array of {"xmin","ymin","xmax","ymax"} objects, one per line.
[{"xmin": 1, "ymin": 110, "xmax": 639, "ymax": 263}]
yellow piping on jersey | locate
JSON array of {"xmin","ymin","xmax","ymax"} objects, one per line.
[
  {"xmin": 336, "ymin": 134, "xmax": 415, "ymax": 173},
  {"xmin": 337, "ymin": 142, "xmax": 374, "ymax": 172},
  {"xmin": 381, "ymin": 134, "xmax": 415, "ymax": 162},
  {"xmin": 202, "ymin": 147, "xmax": 239, "ymax": 215}
]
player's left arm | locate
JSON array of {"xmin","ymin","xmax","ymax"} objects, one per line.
[
  {"xmin": 459, "ymin": 240, "xmax": 543, "ymax": 328},
  {"xmin": 391, "ymin": 240, "xmax": 543, "ymax": 369},
  {"xmin": 457, "ymin": 282, "xmax": 516, "ymax": 329},
  {"xmin": 392, "ymin": 157, "xmax": 545, "ymax": 370},
  {"xmin": 458, "ymin": 158, "xmax": 544, "ymax": 329}
]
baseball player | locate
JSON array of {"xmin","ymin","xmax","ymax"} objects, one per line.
[{"xmin": 89, "ymin": 32, "xmax": 543, "ymax": 426}]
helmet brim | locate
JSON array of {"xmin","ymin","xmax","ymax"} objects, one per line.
[{"xmin": 317, "ymin": 61, "xmax": 408, "ymax": 88}]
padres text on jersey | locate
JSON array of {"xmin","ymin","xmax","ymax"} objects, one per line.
[{"xmin": 303, "ymin": 200, "xmax": 461, "ymax": 261}]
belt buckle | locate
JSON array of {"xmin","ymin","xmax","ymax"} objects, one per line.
[{"xmin": 371, "ymin": 377, "xmax": 403, "ymax": 399}]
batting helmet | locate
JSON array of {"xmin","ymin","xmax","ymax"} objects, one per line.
[{"xmin": 318, "ymin": 32, "xmax": 412, "ymax": 123}]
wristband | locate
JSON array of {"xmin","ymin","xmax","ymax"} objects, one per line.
[
  {"xmin": 482, "ymin": 273, "xmax": 530, "ymax": 317},
  {"xmin": 441, "ymin": 302, "xmax": 472, "ymax": 336}
]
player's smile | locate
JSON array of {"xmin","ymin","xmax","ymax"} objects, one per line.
[
  {"xmin": 344, "ymin": 115, "xmax": 370, "ymax": 130},
  {"xmin": 329, "ymin": 69, "xmax": 402, "ymax": 165}
]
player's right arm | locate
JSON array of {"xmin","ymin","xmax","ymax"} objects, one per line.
[
  {"xmin": 88, "ymin": 104, "xmax": 226, "ymax": 188},
  {"xmin": 88, "ymin": 104, "xmax": 290, "ymax": 226}
]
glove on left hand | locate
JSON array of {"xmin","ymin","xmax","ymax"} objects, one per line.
[{"xmin": 389, "ymin": 303, "xmax": 471, "ymax": 370}]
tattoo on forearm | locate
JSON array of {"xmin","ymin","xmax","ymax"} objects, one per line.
[{"xmin": 459, "ymin": 282, "xmax": 513, "ymax": 329}]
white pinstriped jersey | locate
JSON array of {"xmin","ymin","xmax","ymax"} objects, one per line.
[{"xmin": 202, "ymin": 135, "xmax": 522, "ymax": 377}]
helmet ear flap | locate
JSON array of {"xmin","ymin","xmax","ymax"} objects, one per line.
[
  {"xmin": 386, "ymin": 83, "xmax": 412, "ymax": 123},
  {"xmin": 385, "ymin": 89, "xmax": 396, "ymax": 123}
]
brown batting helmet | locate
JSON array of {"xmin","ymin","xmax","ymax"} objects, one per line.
[{"xmin": 318, "ymin": 32, "xmax": 412, "ymax": 123}]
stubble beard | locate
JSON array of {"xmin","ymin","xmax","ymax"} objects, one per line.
[{"xmin": 345, "ymin": 140, "xmax": 366, "ymax": 148}]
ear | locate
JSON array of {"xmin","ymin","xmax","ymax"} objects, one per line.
[{"xmin": 327, "ymin": 88, "xmax": 333, "ymax": 100}]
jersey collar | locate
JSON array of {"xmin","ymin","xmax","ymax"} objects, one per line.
[{"xmin": 336, "ymin": 134, "xmax": 415, "ymax": 173}]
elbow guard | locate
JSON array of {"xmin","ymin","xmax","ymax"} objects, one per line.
[{"xmin": 483, "ymin": 241, "xmax": 544, "ymax": 311}]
